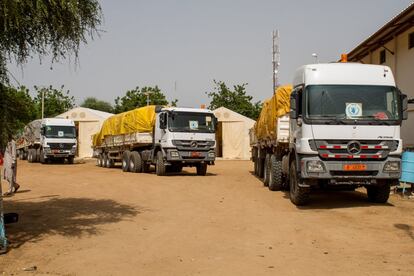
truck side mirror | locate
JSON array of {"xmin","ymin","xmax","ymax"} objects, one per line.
[
  {"xmin": 159, "ymin": 113, "xmax": 167, "ymax": 129},
  {"xmin": 401, "ymin": 94, "xmax": 408, "ymax": 120},
  {"xmin": 290, "ymin": 92, "xmax": 298, "ymax": 119}
]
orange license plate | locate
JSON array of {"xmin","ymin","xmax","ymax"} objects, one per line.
[
  {"xmin": 343, "ymin": 164, "xmax": 367, "ymax": 171},
  {"xmin": 191, "ymin": 152, "xmax": 201, "ymax": 157}
]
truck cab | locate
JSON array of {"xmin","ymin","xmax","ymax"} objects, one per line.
[
  {"xmin": 287, "ymin": 63, "xmax": 408, "ymax": 205},
  {"xmin": 154, "ymin": 107, "xmax": 217, "ymax": 174},
  {"xmin": 40, "ymin": 118, "xmax": 77, "ymax": 163}
]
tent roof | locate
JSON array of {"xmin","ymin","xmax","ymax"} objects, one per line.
[
  {"xmin": 57, "ymin": 107, "xmax": 113, "ymax": 122},
  {"xmin": 213, "ymin": 107, "xmax": 256, "ymax": 123}
]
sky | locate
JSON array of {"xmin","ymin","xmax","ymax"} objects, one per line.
[{"xmin": 8, "ymin": 0, "xmax": 414, "ymax": 108}]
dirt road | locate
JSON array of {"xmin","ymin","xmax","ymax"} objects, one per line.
[{"xmin": 0, "ymin": 160, "xmax": 413, "ymax": 275}]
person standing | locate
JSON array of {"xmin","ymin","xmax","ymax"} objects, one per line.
[{"xmin": 3, "ymin": 137, "xmax": 20, "ymax": 196}]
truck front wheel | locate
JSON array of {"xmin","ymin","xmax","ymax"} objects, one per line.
[
  {"xmin": 67, "ymin": 156, "xmax": 74, "ymax": 164},
  {"xmin": 196, "ymin": 163, "xmax": 207, "ymax": 176},
  {"xmin": 366, "ymin": 182, "xmax": 390, "ymax": 203},
  {"xmin": 289, "ymin": 160, "xmax": 310, "ymax": 206},
  {"xmin": 156, "ymin": 151, "xmax": 166, "ymax": 176}
]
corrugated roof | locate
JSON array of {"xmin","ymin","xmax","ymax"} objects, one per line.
[{"xmin": 348, "ymin": 2, "xmax": 414, "ymax": 62}]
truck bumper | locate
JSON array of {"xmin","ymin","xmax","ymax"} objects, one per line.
[
  {"xmin": 299, "ymin": 155, "xmax": 401, "ymax": 184},
  {"xmin": 165, "ymin": 149, "xmax": 216, "ymax": 164}
]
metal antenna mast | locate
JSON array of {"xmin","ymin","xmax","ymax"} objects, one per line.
[{"xmin": 272, "ymin": 30, "xmax": 280, "ymax": 94}]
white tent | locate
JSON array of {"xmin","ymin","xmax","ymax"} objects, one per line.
[
  {"xmin": 213, "ymin": 107, "xmax": 255, "ymax": 160},
  {"xmin": 57, "ymin": 107, "xmax": 113, "ymax": 158}
]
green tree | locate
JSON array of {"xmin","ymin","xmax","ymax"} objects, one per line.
[
  {"xmin": 0, "ymin": 0, "xmax": 102, "ymax": 83},
  {"xmin": 33, "ymin": 85, "xmax": 75, "ymax": 118},
  {"xmin": 0, "ymin": 85, "xmax": 37, "ymax": 149},
  {"xmin": 206, "ymin": 80, "xmax": 262, "ymax": 120},
  {"xmin": 81, "ymin": 97, "xmax": 113, "ymax": 113},
  {"xmin": 114, "ymin": 86, "xmax": 177, "ymax": 114}
]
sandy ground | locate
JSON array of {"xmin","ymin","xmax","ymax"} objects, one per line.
[{"xmin": 0, "ymin": 159, "xmax": 413, "ymax": 276}]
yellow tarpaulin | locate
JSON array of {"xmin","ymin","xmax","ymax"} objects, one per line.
[
  {"xmin": 93, "ymin": 105, "xmax": 157, "ymax": 147},
  {"xmin": 254, "ymin": 85, "xmax": 292, "ymax": 140}
]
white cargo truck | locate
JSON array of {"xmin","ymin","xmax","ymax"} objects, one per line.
[
  {"xmin": 251, "ymin": 62, "xmax": 408, "ymax": 205},
  {"xmin": 17, "ymin": 118, "xmax": 77, "ymax": 164},
  {"xmin": 94, "ymin": 106, "xmax": 217, "ymax": 176}
]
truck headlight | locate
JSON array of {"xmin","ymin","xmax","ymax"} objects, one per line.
[
  {"xmin": 208, "ymin": 151, "xmax": 215, "ymax": 158},
  {"xmin": 170, "ymin": 150, "xmax": 180, "ymax": 159},
  {"xmin": 71, "ymin": 145, "xmax": 77, "ymax": 154},
  {"xmin": 383, "ymin": 161, "xmax": 400, "ymax": 172},
  {"xmin": 307, "ymin": 160, "xmax": 325, "ymax": 173}
]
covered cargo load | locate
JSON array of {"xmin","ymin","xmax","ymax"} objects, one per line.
[
  {"xmin": 93, "ymin": 105, "xmax": 157, "ymax": 147},
  {"xmin": 17, "ymin": 119, "xmax": 42, "ymax": 148},
  {"xmin": 254, "ymin": 85, "xmax": 292, "ymax": 141}
]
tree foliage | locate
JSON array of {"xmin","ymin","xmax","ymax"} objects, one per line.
[
  {"xmin": 206, "ymin": 80, "xmax": 262, "ymax": 120},
  {"xmin": 81, "ymin": 97, "xmax": 114, "ymax": 113},
  {"xmin": 0, "ymin": 0, "xmax": 103, "ymax": 82},
  {"xmin": 33, "ymin": 85, "xmax": 75, "ymax": 118},
  {"xmin": 0, "ymin": 84, "xmax": 36, "ymax": 149},
  {"xmin": 114, "ymin": 86, "xmax": 177, "ymax": 114}
]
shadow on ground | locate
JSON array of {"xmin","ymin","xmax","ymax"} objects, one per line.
[
  {"xmin": 283, "ymin": 190, "xmax": 394, "ymax": 210},
  {"xmin": 3, "ymin": 197, "xmax": 142, "ymax": 249},
  {"xmin": 394, "ymin": 223, "xmax": 414, "ymax": 240}
]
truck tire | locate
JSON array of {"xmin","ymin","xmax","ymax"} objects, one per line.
[
  {"xmin": 67, "ymin": 156, "xmax": 74, "ymax": 164},
  {"xmin": 156, "ymin": 151, "xmax": 166, "ymax": 176},
  {"xmin": 96, "ymin": 155, "xmax": 102, "ymax": 167},
  {"xmin": 35, "ymin": 148, "xmax": 41, "ymax": 162},
  {"xmin": 106, "ymin": 155, "xmax": 114, "ymax": 168},
  {"xmin": 39, "ymin": 150, "xmax": 45, "ymax": 164},
  {"xmin": 263, "ymin": 154, "xmax": 271, "ymax": 186},
  {"xmin": 98, "ymin": 154, "xmax": 104, "ymax": 167},
  {"xmin": 258, "ymin": 157, "xmax": 265, "ymax": 178},
  {"xmin": 122, "ymin": 151, "xmax": 131, "ymax": 172},
  {"xmin": 268, "ymin": 155, "xmax": 283, "ymax": 191},
  {"xmin": 28, "ymin": 149, "xmax": 34, "ymax": 163},
  {"xmin": 103, "ymin": 153, "xmax": 109, "ymax": 168},
  {"xmin": 289, "ymin": 160, "xmax": 310, "ymax": 206},
  {"xmin": 366, "ymin": 182, "xmax": 390, "ymax": 203},
  {"xmin": 22, "ymin": 150, "xmax": 28, "ymax": 160},
  {"xmin": 129, "ymin": 151, "xmax": 143, "ymax": 173},
  {"xmin": 253, "ymin": 159, "xmax": 258, "ymax": 176},
  {"xmin": 196, "ymin": 163, "xmax": 207, "ymax": 176}
]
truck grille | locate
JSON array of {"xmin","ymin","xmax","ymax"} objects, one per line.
[
  {"xmin": 172, "ymin": 140, "xmax": 214, "ymax": 150},
  {"xmin": 309, "ymin": 140, "xmax": 398, "ymax": 160},
  {"xmin": 47, "ymin": 143, "xmax": 75, "ymax": 150}
]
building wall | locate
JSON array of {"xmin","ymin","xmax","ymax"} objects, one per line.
[{"xmin": 358, "ymin": 26, "xmax": 414, "ymax": 147}]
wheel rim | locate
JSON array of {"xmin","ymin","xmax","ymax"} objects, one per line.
[{"xmin": 123, "ymin": 160, "xmax": 127, "ymax": 168}]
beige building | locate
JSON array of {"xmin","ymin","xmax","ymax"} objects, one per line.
[
  {"xmin": 347, "ymin": 3, "xmax": 414, "ymax": 147},
  {"xmin": 57, "ymin": 107, "xmax": 113, "ymax": 158},
  {"xmin": 213, "ymin": 107, "xmax": 255, "ymax": 160}
]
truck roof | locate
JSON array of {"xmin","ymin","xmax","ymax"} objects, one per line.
[
  {"xmin": 293, "ymin": 63, "xmax": 395, "ymax": 87},
  {"xmin": 162, "ymin": 107, "xmax": 213, "ymax": 114},
  {"xmin": 42, "ymin": 118, "xmax": 75, "ymax": 126}
]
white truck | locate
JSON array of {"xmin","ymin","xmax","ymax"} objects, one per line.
[
  {"xmin": 17, "ymin": 118, "xmax": 77, "ymax": 164},
  {"xmin": 94, "ymin": 106, "xmax": 217, "ymax": 176},
  {"xmin": 251, "ymin": 62, "xmax": 408, "ymax": 205}
]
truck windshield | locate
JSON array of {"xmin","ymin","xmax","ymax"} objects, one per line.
[
  {"xmin": 45, "ymin": 125, "xmax": 76, "ymax": 138},
  {"xmin": 305, "ymin": 85, "xmax": 400, "ymax": 124},
  {"xmin": 168, "ymin": 112, "xmax": 216, "ymax": 133}
]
